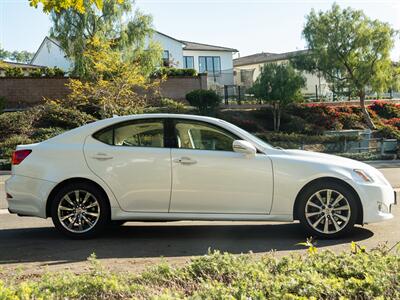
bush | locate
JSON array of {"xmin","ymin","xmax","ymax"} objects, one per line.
[
  {"xmin": 376, "ymin": 124, "xmax": 400, "ymax": 140},
  {"xmin": 0, "ymin": 135, "xmax": 33, "ymax": 158},
  {"xmin": 5, "ymin": 67, "xmax": 24, "ymax": 77},
  {"xmin": 186, "ymin": 89, "xmax": 221, "ymax": 115},
  {"xmin": 30, "ymin": 127, "xmax": 66, "ymax": 142},
  {"xmin": 29, "ymin": 68, "xmax": 43, "ymax": 77},
  {"xmin": 151, "ymin": 67, "xmax": 197, "ymax": 78},
  {"xmin": 0, "ymin": 248, "xmax": 398, "ymax": 299},
  {"xmin": 384, "ymin": 118, "xmax": 400, "ymax": 130},
  {"xmin": 0, "ymin": 96, "xmax": 6, "ymax": 113},
  {"xmin": 369, "ymin": 101, "xmax": 400, "ymax": 119},
  {"xmin": 33, "ymin": 104, "xmax": 96, "ymax": 129},
  {"xmin": 0, "ymin": 110, "xmax": 37, "ymax": 141}
]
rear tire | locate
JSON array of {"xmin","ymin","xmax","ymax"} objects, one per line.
[
  {"xmin": 297, "ymin": 181, "xmax": 359, "ymax": 239},
  {"xmin": 51, "ymin": 182, "xmax": 110, "ymax": 239}
]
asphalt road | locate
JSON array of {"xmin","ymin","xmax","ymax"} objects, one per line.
[{"xmin": 0, "ymin": 164, "xmax": 399, "ymax": 276}]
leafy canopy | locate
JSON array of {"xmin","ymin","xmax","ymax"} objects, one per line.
[
  {"xmin": 29, "ymin": 0, "xmax": 123, "ymax": 13},
  {"xmin": 51, "ymin": 36, "xmax": 158, "ymax": 118},
  {"xmin": 251, "ymin": 63, "xmax": 305, "ymax": 105},
  {"xmin": 301, "ymin": 4, "xmax": 398, "ymax": 97},
  {"xmin": 49, "ymin": 0, "xmax": 160, "ymax": 78}
]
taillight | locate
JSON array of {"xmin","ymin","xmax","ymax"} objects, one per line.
[{"xmin": 11, "ymin": 150, "xmax": 32, "ymax": 165}]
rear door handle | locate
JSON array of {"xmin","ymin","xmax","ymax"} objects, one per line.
[
  {"xmin": 173, "ymin": 157, "xmax": 197, "ymax": 165},
  {"xmin": 92, "ymin": 153, "xmax": 113, "ymax": 161}
]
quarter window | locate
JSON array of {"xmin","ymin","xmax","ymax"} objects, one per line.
[
  {"xmin": 174, "ymin": 120, "xmax": 237, "ymax": 151},
  {"xmin": 94, "ymin": 120, "xmax": 164, "ymax": 148}
]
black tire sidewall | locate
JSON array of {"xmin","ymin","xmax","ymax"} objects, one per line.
[
  {"xmin": 51, "ymin": 182, "xmax": 110, "ymax": 239},
  {"xmin": 297, "ymin": 181, "xmax": 359, "ymax": 239}
]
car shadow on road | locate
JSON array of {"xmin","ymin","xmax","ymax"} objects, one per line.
[{"xmin": 0, "ymin": 222, "xmax": 373, "ymax": 265}]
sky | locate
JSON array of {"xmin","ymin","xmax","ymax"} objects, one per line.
[{"xmin": 1, "ymin": 0, "xmax": 400, "ymax": 60}]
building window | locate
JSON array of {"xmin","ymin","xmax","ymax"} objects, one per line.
[
  {"xmin": 183, "ymin": 56, "xmax": 194, "ymax": 69},
  {"xmin": 199, "ymin": 56, "xmax": 221, "ymax": 75},
  {"xmin": 162, "ymin": 50, "xmax": 170, "ymax": 67}
]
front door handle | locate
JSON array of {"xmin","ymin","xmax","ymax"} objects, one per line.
[
  {"xmin": 92, "ymin": 153, "xmax": 113, "ymax": 161},
  {"xmin": 173, "ymin": 157, "xmax": 197, "ymax": 165}
]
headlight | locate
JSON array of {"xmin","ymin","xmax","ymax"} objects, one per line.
[{"xmin": 353, "ymin": 169, "xmax": 374, "ymax": 183}]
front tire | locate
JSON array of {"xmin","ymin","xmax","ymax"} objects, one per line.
[
  {"xmin": 51, "ymin": 182, "xmax": 110, "ymax": 239},
  {"xmin": 297, "ymin": 181, "xmax": 359, "ymax": 238}
]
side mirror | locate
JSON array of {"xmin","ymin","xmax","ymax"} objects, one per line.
[{"xmin": 233, "ymin": 140, "xmax": 257, "ymax": 157}]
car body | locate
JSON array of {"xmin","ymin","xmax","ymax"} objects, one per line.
[{"xmin": 5, "ymin": 114, "xmax": 396, "ymax": 238}]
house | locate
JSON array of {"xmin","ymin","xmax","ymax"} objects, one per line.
[
  {"xmin": 233, "ymin": 50, "xmax": 331, "ymax": 100},
  {"xmin": 31, "ymin": 31, "xmax": 238, "ymax": 87}
]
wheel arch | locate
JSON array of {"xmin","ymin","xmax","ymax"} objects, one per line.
[
  {"xmin": 46, "ymin": 177, "xmax": 111, "ymax": 218},
  {"xmin": 293, "ymin": 177, "xmax": 363, "ymax": 224}
]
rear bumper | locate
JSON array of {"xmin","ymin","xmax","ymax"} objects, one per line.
[{"xmin": 5, "ymin": 175, "xmax": 56, "ymax": 218}]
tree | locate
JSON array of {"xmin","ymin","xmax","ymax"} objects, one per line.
[
  {"xmin": 300, "ymin": 4, "xmax": 399, "ymax": 129},
  {"xmin": 51, "ymin": 36, "xmax": 159, "ymax": 118},
  {"xmin": 49, "ymin": 0, "xmax": 160, "ymax": 78},
  {"xmin": 0, "ymin": 44, "xmax": 10, "ymax": 61},
  {"xmin": 29, "ymin": 0, "xmax": 123, "ymax": 13},
  {"xmin": 250, "ymin": 63, "xmax": 306, "ymax": 131},
  {"xmin": 9, "ymin": 51, "xmax": 34, "ymax": 64}
]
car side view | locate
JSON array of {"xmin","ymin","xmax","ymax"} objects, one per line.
[{"xmin": 5, "ymin": 114, "xmax": 397, "ymax": 238}]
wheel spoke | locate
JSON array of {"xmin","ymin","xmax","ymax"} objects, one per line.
[
  {"xmin": 75, "ymin": 190, "xmax": 80, "ymax": 203},
  {"xmin": 312, "ymin": 215, "xmax": 325, "ymax": 228},
  {"xmin": 61, "ymin": 213, "xmax": 74, "ymax": 221},
  {"xmin": 59, "ymin": 206, "xmax": 73, "ymax": 211},
  {"xmin": 67, "ymin": 216, "xmax": 78, "ymax": 229},
  {"xmin": 323, "ymin": 216, "xmax": 329, "ymax": 233},
  {"xmin": 333, "ymin": 213, "xmax": 349, "ymax": 222},
  {"xmin": 331, "ymin": 194, "xmax": 344, "ymax": 207},
  {"xmin": 306, "ymin": 211, "xmax": 322, "ymax": 217},
  {"xmin": 82, "ymin": 214, "xmax": 93, "ymax": 227},
  {"xmin": 84, "ymin": 202, "xmax": 98, "ymax": 210},
  {"xmin": 307, "ymin": 202, "xmax": 322, "ymax": 210},
  {"xmin": 333, "ymin": 205, "xmax": 350, "ymax": 211},
  {"xmin": 315, "ymin": 192, "xmax": 324, "ymax": 205},
  {"xmin": 326, "ymin": 190, "xmax": 332, "ymax": 205},
  {"xmin": 82, "ymin": 192, "xmax": 91, "ymax": 205},
  {"xmin": 63, "ymin": 195, "xmax": 75, "ymax": 207},
  {"xmin": 331, "ymin": 216, "xmax": 341, "ymax": 231}
]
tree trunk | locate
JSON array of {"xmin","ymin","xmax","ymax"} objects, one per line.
[
  {"xmin": 272, "ymin": 101, "xmax": 277, "ymax": 131},
  {"xmin": 277, "ymin": 102, "xmax": 281, "ymax": 131},
  {"xmin": 360, "ymin": 93, "xmax": 376, "ymax": 130}
]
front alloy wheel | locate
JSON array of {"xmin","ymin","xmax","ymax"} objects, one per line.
[
  {"xmin": 298, "ymin": 181, "xmax": 358, "ymax": 238},
  {"xmin": 51, "ymin": 183, "xmax": 109, "ymax": 238}
]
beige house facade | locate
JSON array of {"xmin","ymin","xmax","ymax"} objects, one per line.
[{"xmin": 233, "ymin": 50, "xmax": 332, "ymax": 100}]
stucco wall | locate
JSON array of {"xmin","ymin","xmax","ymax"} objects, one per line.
[
  {"xmin": 31, "ymin": 38, "xmax": 72, "ymax": 71},
  {"xmin": 146, "ymin": 32, "xmax": 184, "ymax": 68}
]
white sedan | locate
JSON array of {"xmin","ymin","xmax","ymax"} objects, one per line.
[{"xmin": 5, "ymin": 114, "xmax": 396, "ymax": 238}]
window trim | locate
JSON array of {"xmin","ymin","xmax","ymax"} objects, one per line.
[
  {"xmin": 198, "ymin": 56, "xmax": 221, "ymax": 75},
  {"xmin": 183, "ymin": 56, "xmax": 194, "ymax": 69},
  {"xmin": 92, "ymin": 118, "xmax": 169, "ymax": 149},
  {"xmin": 170, "ymin": 118, "xmax": 240, "ymax": 152}
]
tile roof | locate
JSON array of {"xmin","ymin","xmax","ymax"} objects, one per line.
[
  {"xmin": 234, "ymin": 49, "xmax": 309, "ymax": 67},
  {"xmin": 181, "ymin": 40, "xmax": 238, "ymax": 52}
]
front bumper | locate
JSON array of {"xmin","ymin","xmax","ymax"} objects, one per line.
[
  {"xmin": 353, "ymin": 181, "xmax": 396, "ymax": 224},
  {"xmin": 5, "ymin": 175, "xmax": 56, "ymax": 218}
]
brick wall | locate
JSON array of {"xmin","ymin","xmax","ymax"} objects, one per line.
[
  {"xmin": 0, "ymin": 74, "xmax": 207, "ymax": 108},
  {"xmin": 0, "ymin": 78, "xmax": 70, "ymax": 108}
]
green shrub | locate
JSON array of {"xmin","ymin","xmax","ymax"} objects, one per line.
[
  {"xmin": 0, "ymin": 135, "xmax": 33, "ymax": 158},
  {"xmin": 186, "ymin": 89, "xmax": 221, "ymax": 115},
  {"xmin": 0, "ymin": 111, "xmax": 37, "ymax": 141},
  {"xmin": 152, "ymin": 67, "xmax": 198, "ymax": 78},
  {"xmin": 369, "ymin": 101, "xmax": 400, "ymax": 119},
  {"xmin": 29, "ymin": 68, "xmax": 43, "ymax": 77},
  {"xmin": 30, "ymin": 127, "xmax": 66, "ymax": 142},
  {"xmin": 5, "ymin": 67, "xmax": 24, "ymax": 77},
  {"xmin": 33, "ymin": 104, "xmax": 96, "ymax": 129},
  {"xmin": 0, "ymin": 96, "xmax": 6, "ymax": 113},
  {"xmin": 0, "ymin": 248, "xmax": 398, "ymax": 299},
  {"xmin": 376, "ymin": 124, "xmax": 400, "ymax": 140}
]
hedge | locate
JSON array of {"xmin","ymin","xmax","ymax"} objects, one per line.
[{"xmin": 0, "ymin": 246, "xmax": 398, "ymax": 299}]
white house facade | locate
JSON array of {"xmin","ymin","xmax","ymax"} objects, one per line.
[{"xmin": 31, "ymin": 31, "xmax": 238, "ymax": 87}]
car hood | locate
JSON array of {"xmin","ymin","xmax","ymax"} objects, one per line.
[{"xmin": 276, "ymin": 149, "xmax": 374, "ymax": 171}]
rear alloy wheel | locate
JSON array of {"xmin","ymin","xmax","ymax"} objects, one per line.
[
  {"xmin": 298, "ymin": 182, "xmax": 358, "ymax": 238},
  {"xmin": 51, "ymin": 183, "xmax": 110, "ymax": 238}
]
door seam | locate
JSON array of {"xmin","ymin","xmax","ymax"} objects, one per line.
[{"xmin": 167, "ymin": 148, "xmax": 173, "ymax": 212}]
